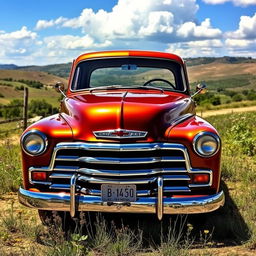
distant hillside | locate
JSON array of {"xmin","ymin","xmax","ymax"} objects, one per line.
[
  {"xmin": 187, "ymin": 62, "xmax": 256, "ymax": 82},
  {"xmin": 185, "ymin": 56, "xmax": 256, "ymax": 66},
  {"xmin": 19, "ymin": 63, "xmax": 72, "ymax": 78},
  {"xmin": 0, "ymin": 64, "xmax": 18, "ymax": 70},
  {"xmin": 0, "ymin": 70, "xmax": 67, "ymax": 86},
  {"xmin": 0, "ymin": 56, "xmax": 255, "ymax": 78},
  {"xmin": 0, "ymin": 70, "xmax": 68, "ymax": 106}
]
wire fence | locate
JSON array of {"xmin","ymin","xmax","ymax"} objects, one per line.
[{"xmin": 0, "ymin": 88, "xmax": 28, "ymax": 134}]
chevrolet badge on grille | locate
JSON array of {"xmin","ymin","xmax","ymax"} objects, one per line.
[{"xmin": 93, "ymin": 129, "xmax": 148, "ymax": 139}]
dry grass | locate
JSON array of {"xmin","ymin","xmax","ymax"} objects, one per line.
[
  {"xmin": 187, "ymin": 62, "xmax": 256, "ymax": 82},
  {"xmin": 0, "ymin": 70, "xmax": 67, "ymax": 86}
]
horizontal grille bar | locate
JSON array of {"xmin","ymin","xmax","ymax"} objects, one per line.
[
  {"xmin": 78, "ymin": 175, "xmax": 157, "ymax": 184},
  {"xmin": 49, "ymin": 167, "xmax": 188, "ymax": 177},
  {"xmin": 55, "ymin": 156, "xmax": 185, "ymax": 164},
  {"xmin": 53, "ymin": 142, "xmax": 186, "ymax": 152}
]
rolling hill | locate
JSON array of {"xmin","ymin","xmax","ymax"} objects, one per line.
[
  {"xmin": 0, "ymin": 58, "xmax": 255, "ymax": 107},
  {"xmin": 0, "ymin": 70, "xmax": 68, "ymax": 106}
]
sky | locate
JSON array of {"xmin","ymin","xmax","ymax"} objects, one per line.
[{"xmin": 0, "ymin": 0, "xmax": 255, "ymax": 65}]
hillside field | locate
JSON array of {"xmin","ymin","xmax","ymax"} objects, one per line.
[{"xmin": 0, "ymin": 70, "xmax": 68, "ymax": 107}]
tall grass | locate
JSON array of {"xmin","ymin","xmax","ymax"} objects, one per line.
[
  {"xmin": 0, "ymin": 138, "xmax": 21, "ymax": 194},
  {"xmin": 206, "ymin": 112, "xmax": 256, "ymax": 248}
]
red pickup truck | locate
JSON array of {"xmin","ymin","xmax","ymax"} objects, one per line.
[{"xmin": 18, "ymin": 50, "xmax": 224, "ymax": 222}]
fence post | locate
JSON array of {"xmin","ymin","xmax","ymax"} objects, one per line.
[{"xmin": 23, "ymin": 88, "xmax": 28, "ymax": 130}]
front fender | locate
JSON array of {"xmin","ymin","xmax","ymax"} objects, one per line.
[
  {"xmin": 21, "ymin": 114, "xmax": 73, "ymax": 189},
  {"xmin": 167, "ymin": 115, "xmax": 221, "ymax": 192}
]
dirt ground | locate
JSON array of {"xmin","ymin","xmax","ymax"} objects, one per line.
[
  {"xmin": 198, "ymin": 105, "xmax": 256, "ymax": 118},
  {"xmin": 0, "ymin": 193, "xmax": 255, "ymax": 256}
]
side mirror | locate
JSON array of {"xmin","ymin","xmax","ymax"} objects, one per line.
[
  {"xmin": 54, "ymin": 82, "xmax": 65, "ymax": 93},
  {"xmin": 192, "ymin": 83, "xmax": 207, "ymax": 97}
]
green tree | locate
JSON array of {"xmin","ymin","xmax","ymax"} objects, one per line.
[
  {"xmin": 232, "ymin": 93, "xmax": 243, "ymax": 102},
  {"xmin": 2, "ymin": 99, "xmax": 23, "ymax": 119},
  {"xmin": 28, "ymin": 99, "xmax": 52, "ymax": 117}
]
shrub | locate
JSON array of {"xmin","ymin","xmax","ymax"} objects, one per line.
[
  {"xmin": 29, "ymin": 99, "xmax": 53, "ymax": 117},
  {"xmin": 2, "ymin": 99, "xmax": 23, "ymax": 119},
  {"xmin": 232, "ymin": 93, "xmax": 243, "ymax": 102},
  {"xmin": 17, "ymin": 79, "xmax": 44, "ymax": 89},
  {"xmin": 15, "ymin": 85, "xmax": 25, "ymax": 91}
]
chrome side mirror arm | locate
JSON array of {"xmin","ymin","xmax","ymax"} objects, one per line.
[
  {"xmin": 191, "ymin": 83, "xmax": 207, "ymax": 98},
  {"xmin": 54, "ymin": 82, "xmax": 66, "ymax": 98}
]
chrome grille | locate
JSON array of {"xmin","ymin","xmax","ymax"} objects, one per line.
[{"xmin": 29, "ymin": 142, "xmax": 212, "ymax": 196}]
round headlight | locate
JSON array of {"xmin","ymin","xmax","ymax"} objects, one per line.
[
  {"xmin": 21, "ymin": 130, "xmax": 48, "ymax": 156},
  {"xmin": 193, "ymin": 132, "xmax": 220, "ymax": 157}
]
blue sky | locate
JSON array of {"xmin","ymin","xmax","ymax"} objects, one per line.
[{"xmin": 0, "ymin": 0, "xmax": 255, "ymax": 65}]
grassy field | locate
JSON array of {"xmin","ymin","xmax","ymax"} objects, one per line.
[
  {"xmin": 0, "ymin": 111, "xmax": 256, "ymax": 255},
  {"xmin": 0, "ymin": 82, "xmax": 61, "ymax": 107},
  {"xmin": 0, "ymin": 70, "xmax": 67, "ymax": 85}
]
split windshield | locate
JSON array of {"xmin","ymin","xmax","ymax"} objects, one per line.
[{"xmin": 71, "ymin": 58, "xmax": 186, "ymax": 92}]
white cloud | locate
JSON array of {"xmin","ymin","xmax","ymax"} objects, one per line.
[
  {"xmin": 166, "ymin": 39, "xmax": 224, "ymax": 57},
  {"xmin": 226, "ymin": 13, "xmax": 256, "ymax": 39},
  {"xmin": 202, "ymin": 0, "xmax": 256, "ymax": 7},
  {"xmin": 0, "ymin": 26, "xmax": 36, "ymax": 41},
  {"xmin": 4, "ymin": 0, "xmax": 253, "ymax": 65},
  {"xmin": 223, "ymin": 13, "xmax": 256, "ymax": 57},
  {"xmin": 44, "ymin": 35, "xmax": 112, "ymax": 50},
  {"xmin": 34, "ymin": 0, "xmax": 203, "ymax": 43},
  {"xmin": 225, "ymin": 38, "xmax": 256, "ymax": 57},
  {"xmin": 0, "ymin": 27, "xmax": 37, "ymax": 58},
  {"xmin": 225, "ymin": 38, "xmax": 255, "ymax": 47},
  {"xmin": 176, "ymin": 18, "xmax": 222, "ymax": 39},
  {"xmin": 35, "ymin": 17, "xmax": 68, "ymax": 30}
]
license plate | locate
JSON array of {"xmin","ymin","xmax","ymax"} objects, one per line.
[{"xmin": 101, "ymin": 184, "xmax": 136, "ymax": 202}]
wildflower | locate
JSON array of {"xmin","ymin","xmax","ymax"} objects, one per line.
[
  {"xmin": 204, "ymin": 229, "xmax": 209, "ymax": 234},
  {"xmin": 187, "ymin": 223, "xmax": 193, "ymax": 231}
]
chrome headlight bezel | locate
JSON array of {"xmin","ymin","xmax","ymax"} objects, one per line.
[
  {"xmin": 193, "ymin": 132, "xmax": 220, "ymax": 157},
  {"xmin": 21, "ymin": 130, "xmax": 48, "ymax": 156}
]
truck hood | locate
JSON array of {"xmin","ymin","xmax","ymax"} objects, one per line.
[{"xmin": 61, "ymin": 90, "xmax": 195, "ymax": 142}]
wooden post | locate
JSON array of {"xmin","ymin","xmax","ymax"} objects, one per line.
[{"xmin": 23, "ymin": 88, "xmax": 28, "ymax": 130}]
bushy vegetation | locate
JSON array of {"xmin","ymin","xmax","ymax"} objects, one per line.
[
  {"xmin": 17, "ymin": 79, "xmax": 44, "ymax": 89},
  {"xmin": 0, "ymin": 140, "xmax": 21, "ymax": 194},
  {"xmin": 1, "ymin": 99, "xmax": 23, "ymax": 119},
  {"xmin": 195, "ymin": 88, "xmax": 256, "ymax": 109},
  {"xmin": 206, "ymin": 112, "xmax": 256, "ymax": 248},
  {"xmin": 1, "ymin": 77, "xmax": 44, "ymax": 89},
  {"xmin": 0, "ymin": 99, "xmax": 58, "ymax": 120},
  {"xmin": 28, "ymin": 99, "xmax": 56, "ymax": 117}
]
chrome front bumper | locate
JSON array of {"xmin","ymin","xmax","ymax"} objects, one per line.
[{"xmin": 18, "ymin": 187, "xmax": 224, "ymax": 220}]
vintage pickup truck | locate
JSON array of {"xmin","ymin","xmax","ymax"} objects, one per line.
[{"xmin": 18, "ymin": 50, "xmax": 224, "ymax": 221}]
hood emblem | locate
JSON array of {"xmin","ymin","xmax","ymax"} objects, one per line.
[{"xmin": 93, "ymin": 129, "xmax": 148, "ymax": 139}]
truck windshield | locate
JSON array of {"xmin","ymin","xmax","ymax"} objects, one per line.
[{"xmin": 71, "ymin": 58, "xmax": 186, "ymax": 92}]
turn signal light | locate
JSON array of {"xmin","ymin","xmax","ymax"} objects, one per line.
[
  {"xmin": 29, "ymin": 188, "xmax": 40, "ymax": 192},
  {"xmin": 32, "ymin": 172, "xmax": 47, "ymax": 181},
  {"xmin": 192, "ymin": 174, "xmax": 209, "ymax": 184}
]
